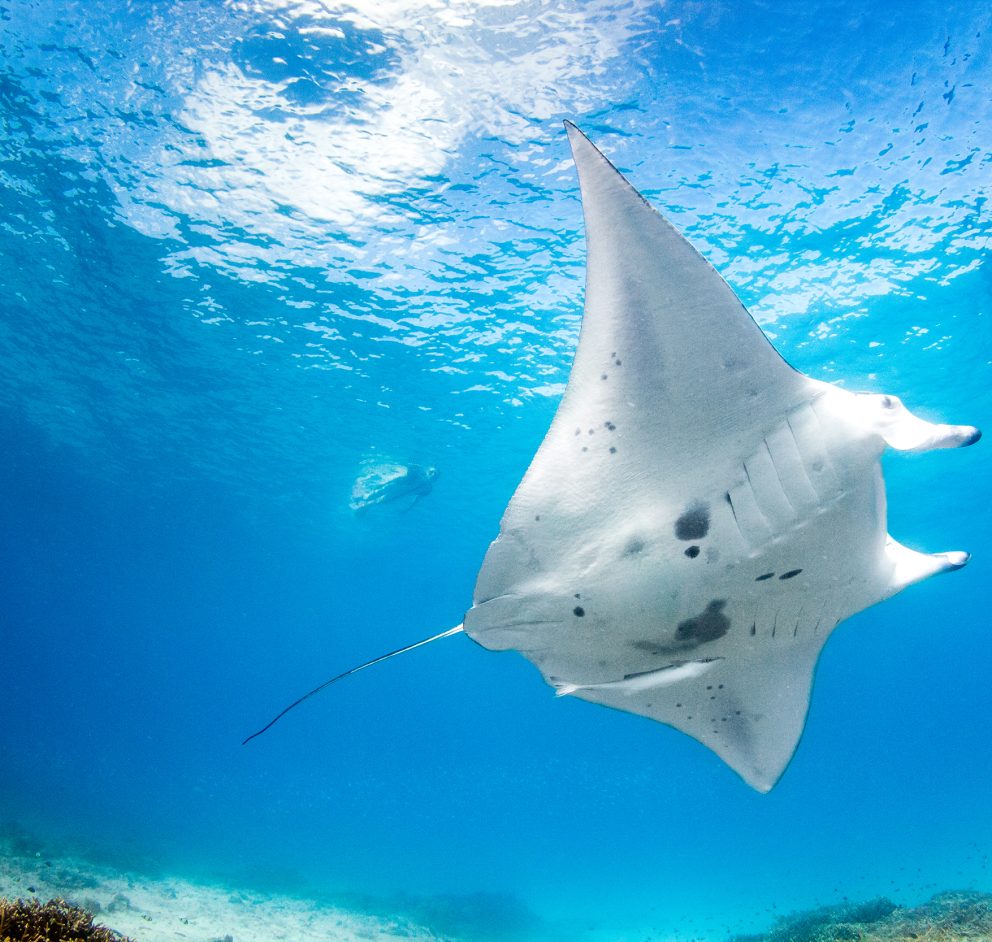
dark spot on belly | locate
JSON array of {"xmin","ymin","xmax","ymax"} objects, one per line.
[
  {"xmin": 675, "ymin": 502, "xmax": 710, "ymax": 540},
  {"xmin": 755, "ymin": 572, "xmax": 774, "ymax": 581},
  {"xmin": 573, "ymin": 606, "xmax": 585, "ymax": 617},
  {"xmin": 684, "ymin": 545, "xmax": 700, "ymax": 558},
  {"xmin": 574, "ymin": 593, "xmax": 581, "ymax": 599},
  {"xmin": 779, "ymin": 569, "xmax": 803, "ymax": 580},
  {"xmin": 609, "ymin": 446, "xmax": 617, "ymax": 454},
  {"xmin": 605, "ymin": 421, "xmax": 616, "ymax": 431},
  {"xmin": 677, "ymin": 600, "xmax": 729, "ymax": 645},
  {"xmin": 633, "ymin": 600, "xmax": 730, "ymax": 655},
  {"xmin": 601, "ymin": 373, "xmax": 608, "ymax": 380},
  {"xmin": 624, "ymin": 538, "xmax": 645, "ymax": 556}
]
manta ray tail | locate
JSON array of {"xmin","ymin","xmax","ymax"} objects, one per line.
[{"xmin": 242, "ymin": 624, "xmax": 464, "ymax": 744}]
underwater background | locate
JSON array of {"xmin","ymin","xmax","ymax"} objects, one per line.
[{"xmin": 1, "ymin": 1, "xmax": 990, "ymax": 939}]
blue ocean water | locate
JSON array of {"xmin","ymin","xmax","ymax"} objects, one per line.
[{"xmin": 1, "ymin": 0, "xmax": 990, "ymax": 938}]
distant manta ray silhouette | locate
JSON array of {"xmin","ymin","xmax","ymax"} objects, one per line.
[{"xmin": 244, "ymin": 122, "xmax": 980, "ymax": 792}]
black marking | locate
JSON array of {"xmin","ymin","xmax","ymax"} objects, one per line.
[
  {"xmin": 755, "ymin": 572, "xmax": 774, "ymax": 581},
  {"xmin": 604, "ymin": 421, "xmax": 616, "ymax": 431},
  {"xmin": 675, "ymin": 502, "xmax": 710, "ymax": 541},
  {"xmin": 684, "ymin": 545, "xmax": 700, "ymax": 559},
  {"xmin": 588, "ymin": 428, "xmax": 594, "ymax": 435},
  {"xmin": 676, "ymin": 600, "xmax": 729, "ymax": 646},
  {"xmin": 534, "ymin": 515, "xmax": 541, "ymax": 521},
  {"xmin": 609, "ymin": 446, "xmax": 617, "ymax": 454},
  {"xmin": 574, "ymin": 593, "xmax": 581, "ymax": 599},
  {"xmin": 742, "ymin": 457, "xmax": 755, "ymax": 490},
  {"xmin": 779, "ymin": 568, "xmax": 803, "ymax": 580},
  {"xmin": 724, "ymin": 491, "xmax": 744, "ymax": 541},
  {"xmin": 632, "ymin": 601, "xmax": 730, "ymax": 656},
  {"xmin": 573, "ymin": 606, "xmax": 585, "ymax": 617},
  {"xmin": 582, "ymin": 446, "xmax": 588, "ymax": 452},
  {"xmin": 575, "ymin": 428, "xmax": 581, "ymax": 436},
  {"xmin": 614, "ymin": 358, "xmax": 622, "ymax": 366},
  {"xmin": 749, "ymin": 622, "xmax": 756, "ymax": 636},
  {"xmin": 601, "ymin": 373, "xmax": 608, "ymax": 380},
  {"xmin": 624, "ymin": 539, "xmax": 645, "ymax": 557}
]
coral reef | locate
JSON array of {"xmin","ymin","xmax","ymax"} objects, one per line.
[
  {"xmin": 0, "ymin": 897, "xmax": 134, "ymax": 942},
  {"xmin": 731, "ymin": 890, "xmax": 992, "ymax": 942}
]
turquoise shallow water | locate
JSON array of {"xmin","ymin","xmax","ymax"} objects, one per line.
[{"xmin": 1, "ymin": 1, "xmax": 990, "ymax": 939}]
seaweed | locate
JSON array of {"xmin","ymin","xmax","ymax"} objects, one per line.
[
  {"xmin": 731, "ymin": 890, "xmax": 992, "ymax": 942},
  {"xmin": 0, "ymin": 897, "xmax": 134, "ymax": 942}
]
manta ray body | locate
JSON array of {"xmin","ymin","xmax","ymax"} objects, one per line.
[{"xmin": 247, "ymin": 122, "xmax": 979, "ymax": 792}]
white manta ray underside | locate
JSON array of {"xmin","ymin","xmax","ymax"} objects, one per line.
[{"xmin": 246, "ymin": 122, "xmax": 980, "ymax": 792}]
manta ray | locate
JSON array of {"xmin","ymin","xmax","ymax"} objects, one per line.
[{"xmin": 245, "ymin": 122, "xmax": 980, "ymax": 792}]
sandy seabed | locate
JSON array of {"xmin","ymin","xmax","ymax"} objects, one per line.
[{"xmin": 0, "ymin": 838, "xmax": 440, "ymax": 942}]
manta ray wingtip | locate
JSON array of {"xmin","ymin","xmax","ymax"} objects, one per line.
[
  {"xmin": 562, "ymin": 119, "xmax": 586, "ymax": 144},
  {"xmin": 936, "ymin": 550, "xmax": 970, "ymax": 571}
]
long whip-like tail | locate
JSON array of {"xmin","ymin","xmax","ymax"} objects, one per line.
[{"xmin": 242, "ymin": 624, "xmax": 465, "ymax": 745}]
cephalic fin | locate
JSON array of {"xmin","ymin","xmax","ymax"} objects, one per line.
[{"xmin": 885, "ymin": 535, "xmax": 970, "ymax": 594}]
